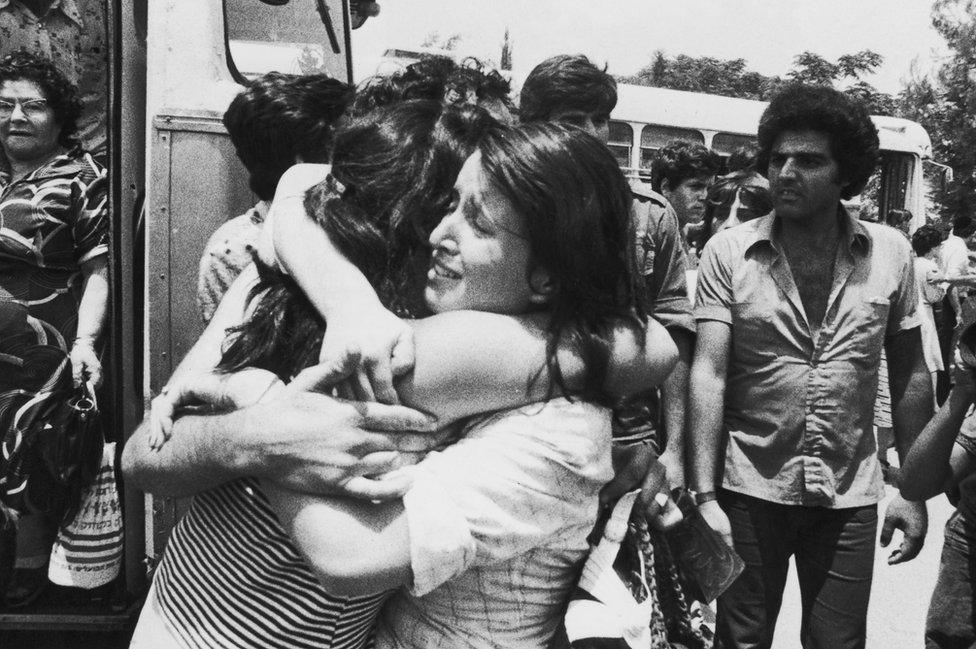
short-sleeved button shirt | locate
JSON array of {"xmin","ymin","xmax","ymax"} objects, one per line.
[
  {"xmin": 694, "ymin": 208, "xmax": 919, "ymax": 508},
  {"xmin": 0, "ymin": 0, "xmax": 107, "ymax": 157}
]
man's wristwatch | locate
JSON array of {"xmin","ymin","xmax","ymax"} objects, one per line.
[{"xmin": 694, "ymin": 490, "xmax": 718, "ymax": 506}]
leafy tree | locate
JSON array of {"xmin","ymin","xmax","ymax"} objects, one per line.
[
  {"xmin": 500, "ymin": 28, "xmax": 513, "ymax": 71},
  {"xmin": 421, "ymin": 31, "xmax": 462, "ymax": 51},
  {"xmin": 789, "ymin": 52, "xmax": 839, "ymax": 86},
  {"xmin": 898, "ymin": 0, "xmax": 976, "ymax": 221},
  {"xmin": 621, "ymin": 49, "xmax": 896, "ymax": 115}
]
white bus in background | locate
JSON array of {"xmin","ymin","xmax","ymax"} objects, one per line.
[{"xmin": 609, "ymin": 83, "xmax": 940, "ymax": 231}]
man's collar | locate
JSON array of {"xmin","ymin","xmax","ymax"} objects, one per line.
[{"xmin": 748, "ymin": 205, "xmax": 870, "ymax": 254}]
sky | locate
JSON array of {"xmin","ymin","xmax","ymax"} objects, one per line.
[{"xmin": 350, "ymin": 0, "xmax": 949, "ymax": 94}]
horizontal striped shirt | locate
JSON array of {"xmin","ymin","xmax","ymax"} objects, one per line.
[{"xmin": 151, "ymin": 477, "xmax": 387, "ymax": 649}]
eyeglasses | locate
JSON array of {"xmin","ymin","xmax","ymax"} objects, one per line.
[{"xmin": 0, "ymin": 98, "xmax": 49, "ymax": 118}]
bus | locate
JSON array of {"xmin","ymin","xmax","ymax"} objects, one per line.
[{"xmin": 608, "ymin": 83, "xmax": 938, "ymax": 231}]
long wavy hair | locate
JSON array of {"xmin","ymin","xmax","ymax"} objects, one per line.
[
  {"xmin": 479, "ymin": 122, "xmax": 647, "ymax": 404},
  {"xmin": 217, "ymin": 101, "xmax": 495, "ymax": 379}
]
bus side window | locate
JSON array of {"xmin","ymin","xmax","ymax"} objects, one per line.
[
  {"xmin": 608, "ymin": 121, "xmax": 633, "ymax": 170},
  {"xmin": 224, "ymin": 0, "xmax": 351, "ymax": 82},
  {"xmin": 639, "ymin": 125, "xmax": 705, "ymax": 172},
  {"xmin": 712, "ymin": 133, "xmax": 757, "ymax": 158}
]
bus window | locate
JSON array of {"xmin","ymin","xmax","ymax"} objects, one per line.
[
  {"xmin": 639, "ymin": 125, "xmax": 705, "ymax": 170},
  {"xmin": 712, "ymin": 132, "xmax": 757, "ymax": 157},
  {"xmin": 224, "ymin": 0, "xmax": 351, "ymax": 81},
  {"xmin": 608, "ymin": 121, "xmax": 633, "ymax": 169}
]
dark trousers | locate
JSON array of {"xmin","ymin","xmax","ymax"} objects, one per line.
[
  {"xmin": 926, "ymin": 511, "xmax": 976, "ymax": 649},
  {"xmin": 716, "ymin": 491, "xmax": 878, "ymax": 649}
]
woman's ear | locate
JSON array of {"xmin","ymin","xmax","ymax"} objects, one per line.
[{"xmin": 529, "ymin": 267, "xmax": 555, "ymax": 306}]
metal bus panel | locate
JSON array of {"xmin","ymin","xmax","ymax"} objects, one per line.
[{"xmin": 140, "ymin": 0, "xmax": 353, "ymax": 565}]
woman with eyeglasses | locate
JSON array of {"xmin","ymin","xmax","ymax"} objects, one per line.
[{"xmin": 0, "ymin": 51, "xmax": 109, "ymax": 607}]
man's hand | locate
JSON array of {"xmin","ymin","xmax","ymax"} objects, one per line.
[
  {"xmin": 880, "ymin": 494, "xmax": 927, "ymax": 565},
  {"xmin": 698, "ymin": 499, "xmax": 733, "ymax": 549},
  {"xmin": 234, "ymin": 351, "xmax": 442, "ymax": 499},
  {"xmin": 149, "ymin": 368, "xmax": 283, "ymax": 449},
  {"xmin": 235, "ymin": 389, "xmax": 443, "ymax": 499}
]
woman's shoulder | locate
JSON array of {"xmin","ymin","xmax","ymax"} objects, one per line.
[{"xmin": 460, "ymin": 398, "xmax": 612, "ymax": 470}]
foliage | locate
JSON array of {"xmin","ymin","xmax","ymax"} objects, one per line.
[
  {"xmin": 898, "ymin": 0, "xmax": 976, "ymax": 221},
  {"xmin": 500, "ymin": 28, "xmax": 513, "ymax": 71},
  {"xmin": 420, "ymin": 31, "xmax": 462, "ymax": 52},
  {"xmin": 619, "ymin": 49, "xmax": 896, "ymax": 115}
]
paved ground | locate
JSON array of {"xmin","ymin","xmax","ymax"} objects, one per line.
[{"xmin": 772, "ymin": 483, "xmax": 954, "ymax": 648}]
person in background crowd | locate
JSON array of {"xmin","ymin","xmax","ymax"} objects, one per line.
[
  {"xmin": 886, "ymin": 208, "xmax": 914, "ymax": 238},
  {"xmin": 687, "ymin": 171, "xmax": 773, "ymax": 297},
  {"xmin": 196, "ymin": 72, "xmax": 353, "ymax": 323},
  {"xmin": 650, "ymin": 140, "xmax": 722, "ymax": 264},
  {"xmin": 900, "ymin": 324, "xmax": 976, "ymax": 648},
  {"xmin": 0, "ymin": 51, "xmax": 109, "ymax": 608},
  {"xmin": 912, "ymin": 224, "xmax": 947, "ymax": 399},
  {"xmin": 0, "ymin": 0, "xmax": 107, "ymax": 165},
  {"xmin": 937, "ymin": 215, "xmax": 976, "ymax": 402},
  {"xmin": 690, "ymin": 83, "xmax": 932, "ymax": 649},
  {"xmin": 520, "ymin": 53, "xmax": 705, "ymax": 649},
  {"xmin": 726, "ymin": 143, "xmax": 760, "ymax": 175}
]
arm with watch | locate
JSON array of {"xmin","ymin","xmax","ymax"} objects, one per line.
[{"xmin": 687, "ymin": 319, "xmax": 734, "ymax": 548}]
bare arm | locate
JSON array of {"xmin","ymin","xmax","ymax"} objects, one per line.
[
  {"xmin": 69, "ymin": 255, "xmax": 110, "ymax": 386},
  {"xmin": 659, "ymin": 329, "xmax": 693, "ymax": 488},
  {"xmin": 271, "ymin": 165, "xmax": 413, "ymax": 404},
  {"xmin": 287, "ymin": 310, "xmax": 677, "ymax": 427},
  {"xmin": 900, "ymin": 384, "xmax": 975, "ymax": 500},
  {"xmin": 881, "ymin": 326, "xmax": 933, "ymax": 564},
  {"xmin": 122, "ymin": 386, "xmax": 441, "ymax": 498},
  {"xmin": 887, "ymin": 327, "xmax": 936, "ymax": 462},
  {"xmin": 266, "ymin": 488, "xmax": 412, "ymax": 596},
  {"xmin": 688, "ymin": 320, "xmax": 733, "ymax": 546}
]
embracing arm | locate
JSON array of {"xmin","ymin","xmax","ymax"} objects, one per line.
[
  {"xmin": 388, "ymin": 311, "xmax": 676, "ymax": 425},
  {"xmin": 266, "ymin": 486, "xmax": 412, "ymax": 596}
]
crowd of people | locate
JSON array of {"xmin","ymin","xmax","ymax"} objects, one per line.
[{"xmin": 4, "ymin": 7, "xmax": 976, "ymax": 648}]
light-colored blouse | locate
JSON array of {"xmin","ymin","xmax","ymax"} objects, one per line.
[{"xmin": 375, "ymin": 398, "xmax": 613, "ymax": 649}]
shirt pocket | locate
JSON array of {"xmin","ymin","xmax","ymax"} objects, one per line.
[
  {"xmin": 854, "ymin": 297, "xmax": 891, "ymax": 357},
  {"xmin": 730, "ymin": 300, "xmax": 783, "ymax": 361}
]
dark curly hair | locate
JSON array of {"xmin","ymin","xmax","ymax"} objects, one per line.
[
  {"xmin": 757, "ymin": 84, "xmax": 879, "ymax": 200},
  {"xmin": 0, "ymin": 50, "xmax": 82, "ymax": 147},
  {"xmin": 350, "ymin": 56, "xmax": 512, "ymax": 119},
  {"xmin": 912, "ymin": 224, "xmax": 944, "ymax": 257},
  {"xmin": 650, "ymin": 139, "xmax": 722, "ymax": 193},
  {"xmin": 223, "ymin": 72, "xmax": 353, "ymax": 201},
  {"xmin": 519, "ymin": 54, "xmax": 617, "ymax": 123},
  {"xmin": 217, "ymin": 101, "xmax": 496, "ymax": 379}
]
